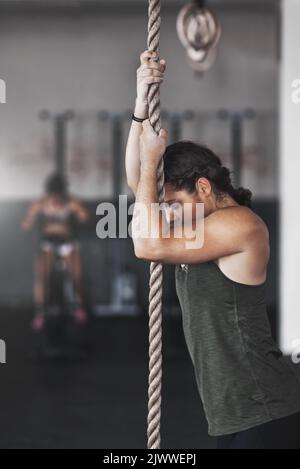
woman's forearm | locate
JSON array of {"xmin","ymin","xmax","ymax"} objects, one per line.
[
  {"xmin": 133, "ymin": 161, "xmax": 160, "ymax": 256},
  {"xmin": 125, "ymin": 99, "xmax": 148, "ymax": 195}
]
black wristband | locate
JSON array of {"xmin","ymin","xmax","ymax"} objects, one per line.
[{"xmin": 132, "ymin": 113, "xmax": 147, "ymax": 123}]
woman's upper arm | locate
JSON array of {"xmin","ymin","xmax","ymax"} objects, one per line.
[
  {"xmin": 22, "ymin": 200, "xmax": 42, "ymax": 229},
  {"xmin": 70, "ymin": 199, "xmax": 89, "ymax": 222},
  {"xmin": 151, "ymin": 207, "xmax": 255, "ymax": 264},
  {"xmin": 29, "ymin": 200, "xmax": 43, "ymax": 218}
]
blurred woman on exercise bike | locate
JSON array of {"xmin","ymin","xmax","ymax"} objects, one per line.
[{"xmin": 22, "ymin": 173, "xmax": 90, "ymax": 331}]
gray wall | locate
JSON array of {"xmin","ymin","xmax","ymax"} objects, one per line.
[{"xmin": 0, "ymin": 4, "xmax": 279, "ymax": 199}]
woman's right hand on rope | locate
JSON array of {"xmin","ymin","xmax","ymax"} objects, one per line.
[{"xmin": 135, "ymin": 50, "xmax": 166, "ymax": 117}]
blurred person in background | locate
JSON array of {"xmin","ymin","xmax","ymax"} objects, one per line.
[{"xmin": 22, "ymin": 173, "xmax": 89, "ymax": 331}]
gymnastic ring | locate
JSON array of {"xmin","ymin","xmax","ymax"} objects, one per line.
[
  {"xmin": 177, "ymin": 3, "xmax": 221, "ymax": 52},
  {"xmin": 187, "ymin": 46, "xmax": 218, "ymax": 73}
]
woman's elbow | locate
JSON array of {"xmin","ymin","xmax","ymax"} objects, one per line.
[
  {"xmin": 127, "ymin": 183, "xmax": 137, "ymax": 196},
  {"xmin": 134, "ymin": 241, "xmax": 163, "ymax": 262}
]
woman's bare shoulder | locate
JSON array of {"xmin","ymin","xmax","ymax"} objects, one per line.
[
  {"xmin": 235, "ymin": 206, "xmax": 269, "ymax": 237},
  {"xmin": 213, "ymin": 206, "xmax": 270, "ymax": 276},
  {"xmin": 214, "ymin": 205, "xmax": 268, "ymax": 231},
  {"xmin": 209, "ymin": 205, "xmax": 269, "ymax": 247},
  {"xmin": 228, "ymin": 206, "xmax": 270, "ymax": 256}
]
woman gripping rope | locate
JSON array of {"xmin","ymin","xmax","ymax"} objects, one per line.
[{"xmin": 125, "ymin": 50, "xmax": 300, "ymax": 449}]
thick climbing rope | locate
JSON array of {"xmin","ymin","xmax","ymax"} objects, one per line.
[{"xmin": 146, "ymin": 0, "xmax": 164, "ymax": 450}]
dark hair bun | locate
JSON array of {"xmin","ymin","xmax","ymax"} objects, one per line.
[{"xmin": 233, "ymin": 187, "xmax": 252, "ymax": 208}]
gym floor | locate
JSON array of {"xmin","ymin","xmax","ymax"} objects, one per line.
[{"xmin": 0, "ymin": 309, "xmax": 215, "ymax": 449}]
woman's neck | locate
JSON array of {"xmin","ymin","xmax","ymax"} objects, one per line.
[{"xmin": 213, "ymin": 194, "xmax": 239, "ymax": 211}]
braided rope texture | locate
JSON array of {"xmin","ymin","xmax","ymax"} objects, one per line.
[{"xmin": 147, "ymin": 0, "xmax": 164, "ymax": 450}]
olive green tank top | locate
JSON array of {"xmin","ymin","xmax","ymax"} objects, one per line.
[{"xmin": 175, "ymin": 261, "xmax": 300, "ymax": 437}]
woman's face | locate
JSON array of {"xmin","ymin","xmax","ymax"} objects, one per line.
[{"xmin": 164, "ymin": 182, "xmax": 211, "ymax": 227}]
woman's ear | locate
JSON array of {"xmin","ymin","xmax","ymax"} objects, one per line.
[{"xmin": 195, "ymin": 177, "xmax": 212, "ymax": 197}]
